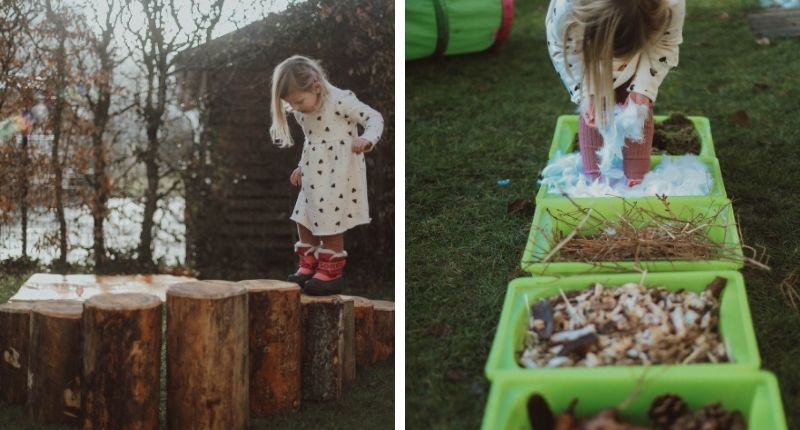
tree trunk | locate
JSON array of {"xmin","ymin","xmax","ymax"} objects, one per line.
[
  {"xmin": 300, "ymin": 295, "xmax": 346, "ymax": 401},
  {"xmin": 82, "ymin": 293, "xmax": 162, "ymax": 430},
  {"xmin": 341, "ymin": 297, "xmax": 356, "ymax": 383},
  {"xmin": 91, "ymin": 130, "xmax": 109, "ymax": 271},
  {"xmin": 0, "ymin": 302, "xmax": 35, "ymax": 405},
  {"xmin": 138, "ymin": 139, "xmax": 158, "ymax": 270},
  {"xmin": 371, "ymin": 300, "xmax": 395, "ymax": 362},
  {"xmin": 341, "ymin": 295, "xmax": 375, "ymax": 367},
  {"xmin": 166, "ymin": 282, "xmax": 249, "ymax": 430},
  {"xmin": 239, "ymin": 280, "xmax": 302, "ymax": 416},
  {"xmin": 20, "ymin": 133, "xmax": 29, "ymax": 257},
  {"xmin": 27, "ymin": 300, "xmax": 84, "ymax": 425}
]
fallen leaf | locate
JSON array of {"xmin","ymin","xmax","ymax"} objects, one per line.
[
  {"xmin": 755, "ymin": 36, "xmax": 770, "ymax": 46},
  {"xmin": 508, "ymin": 198, "xmax": 535, "ymax": 215},
  {"xmin": 427, "ymin": 322, "xmax": 452, "ymax": 337},
  {"xmin": 730, "ymin": 110, "xmax": 749, "ymax": 125},
  {"xmin": 719, "ymin": 12, "xmax": 730, "ymax": 21},
  {"xmin": 446, "ymin": 368, "xmax": 468, "ymax": 382},
  {"xmin": 754, "ymin": 80, "xmax": 769, "ymax": 91}
]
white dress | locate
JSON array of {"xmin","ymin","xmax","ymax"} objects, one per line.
[{"xmin": 289, "ymin": 85, "xmax": 384, "ymax": 236}]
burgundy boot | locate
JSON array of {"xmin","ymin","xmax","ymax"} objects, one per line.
[
  {"xmin": 304, "ymin": 248, "xmax": 347, "ymax": 296},
  {"xmin": 287, "ymin": 242, "xmax": 318, "ymax": 287}
]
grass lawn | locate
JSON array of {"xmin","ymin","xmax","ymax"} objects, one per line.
[
  {"xmin": 406, "ymin": 0, "xmax": 800, "ymax": 428},
  {"xmin": 0, "ymin": 273, "xmax": 394, "ymax": 429}
]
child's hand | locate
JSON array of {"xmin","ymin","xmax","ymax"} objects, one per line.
[
  {"xmin": 626, "ymin": 92, "xmax": 652, "ymax": 107},
  {"xmin": 290, "ymin": 167, "xmax": 302, "ymax": 186},
  {"xmin": 583, "ymin": 96, "xmax": 596, "ymax": 128},
  {"xmin": 351, "ymin": 138, "xmax": 373, "ymax": 154}
]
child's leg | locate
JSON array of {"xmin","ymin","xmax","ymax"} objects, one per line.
[
  {"xmin": 320, "ymin": 233, "xmax": 343, "ymax": 253},
  {"xmin": 622, "ymin": 105, "xmax": 654, "ymax": 181},
  {"xmin": 298, "ymin": 223, "xmax": 320, "ymax": 247},
  {"xmin": 578, "ymin": 116, "xmax": 603, "ymax": 180}
]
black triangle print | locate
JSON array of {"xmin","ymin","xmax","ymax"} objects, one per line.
[
  {"xmin": 340, "ymin": 140, "xmax": 345, "ymax": 145},
  {"xmin": 317, "ymin": 116, "xmax": 321, "ymax": 120},
  {"xmin": 335, "ymin": 207, "xmax": 339, "ymax": 211},
  {"xmin": 335, "ymin": 156, "xmax": 338, "ymax": 160},
  {"xmin": 328, "ymin": 146, "xmax": 333, "ymax": 151},
  {"xmin": 352, "ymin": 199, "xmax": 357, "ymax": 203},
  {"xmin": 335, "ymin": 111, "xmax": 340, "ymax": 115},
  {"xmin": 347, "ymin": 214, "xmax": 352, "ymax": 218},
  {"xmin": 348, "ymin": 132, "xmax": 352, "ymax": 136},
  {"xmin": 317, "ymin": 170, "xmax": 322, "ymax": 175},
  {"xmin": 314, "ymin": 222, "xmax": 318, "ymax": 227},
  {"xmin": 336, "ymin": 221, "xmax": 341, "ymax": 226},
  {"xmin": 339, "ymin": 193, "xmax": 343, "ymax": 198},
  {"xmin": 325, "ymin": 127, "xmax": 330, "ymax": 132},
  {"xmin": 322, "ymin": 139, "xmax": 326, "ymax": 143},
  {"xmin": 359, "ymin": 112, "xmax": 364, "ymax": 117},
  {"xmin": 310, "ymin": 185, "xmax": 315, "ymax": 189},
  {"xmin": 352, "ymin": 188, "xmax": 356, "ymax": 193},
  {"xmin": 344, "ymin": 114, "xmax": 349, "ymax": 119},
  {"xmin": 318, "ymin": 159, "xmax": 323, "ymax": 164},
  {"xmin": 331, "ymin": 183, "xmax": 336, "ymax": 188},
  {"xmin": 319, "ymin": 208, "xmax": 323, "ymax": 213},
  {"xmin": 305, "ymin": 161, "xmax": 309, "ymax": 166},
  {"xmin": 320, "ymin": 197, "xmax": 324, "ymax": 202}
]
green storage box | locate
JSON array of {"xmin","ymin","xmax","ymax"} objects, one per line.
[
  {"xmin": 535, "ymin": 154, "xmax": 727, "ymax": 204},
  {"xmin": 547, "ymin": 114, "xmax": 716, "ymax": 159},
  {"xmin": 521, "ymin": 198, "xmax": 743, "ymax": 275},
  {"xmin": 481, "ymin": 371, "xmax": 787, "ymax": 430},
  {"xmin": 484, "ymin": 271, "xmax": 760, "ymax": 381}
]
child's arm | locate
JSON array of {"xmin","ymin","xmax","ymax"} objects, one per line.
[
  {"xmin": 546, "ymin": 0, "xmax": 583, "ymax": 105},
  {"xmin": 629, "ymin": 0, "xmax": 686, "ymax": 102},
  {"xmin": 339, "ymin": 91, "xmax": 384, "ymax": 151}
]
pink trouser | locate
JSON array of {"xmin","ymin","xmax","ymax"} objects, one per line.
[{"xmin": 578, "ymin": 84, "xmax": 654, "ymax": 181}]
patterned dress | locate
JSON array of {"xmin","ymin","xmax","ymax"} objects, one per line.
[{"xmin": 289, "ymin": 84, "xmax": 384, "ymax": 236}]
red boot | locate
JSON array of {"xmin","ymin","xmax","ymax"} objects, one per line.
[
  {"xmin": 287, "ymin": 242, "xmax": 318, "ymax": 286},
  {"xmin": 304, "ymin": 248, "xmax": 347, "ymax": 296}
]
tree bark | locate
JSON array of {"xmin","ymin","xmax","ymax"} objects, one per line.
[
  {"xmin": 340, "ymin": 295, "xmax": 375, "ymax": 367},
  {"xmin": 371, "ymin": 300, "xmax": 394, "ymax": 362},
  {"xmin": 0, "ymin": 302, "xmax": 35, "ymax": 405},
  {"xmin": 239, "ymin": 280, "xmax": 302, "ymax": 415},
  {"xmin": 82, "ymin": 293, "xmax": 162, "ymax": 430},
  {"xmin": 300, "ymin": 295, "xmax": 346, "ymax": 401},
  {"xmin": 166, "ymin": 281, "xmax": 249, "ymax": 430},
  {"xmin": 20, "ymin": 133, "xmax": 29, "ymax": 257},
  {"xmin": 341, "ymin": 297, "xmax": 356, "ymax": 383},
  {"xmin": 27, "ymin": 300, "xmax": 84, "ymax": 425}
]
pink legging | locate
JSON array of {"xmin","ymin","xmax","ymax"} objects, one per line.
[{"xmin": 578, "ymin": 85, "xmax": 653, "ymax": 181}]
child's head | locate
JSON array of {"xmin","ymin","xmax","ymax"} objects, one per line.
[
  {"xmin": 566, "ymin": 0, "xmax": 670, "ymax": 126},
  {"xmin": 270, "ymin": 55, "xmax": 330, "ymax": 147}
]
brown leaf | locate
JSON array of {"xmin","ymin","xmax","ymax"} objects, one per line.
[
  {"xmin": 730, "ymin": 110, "xmax": 749, "ymax": 125},
  {"xmin": 719, "ymin": 12, "xmax": 730, "ymax": 21},
  {"xmin": 754, "ymin": 80, "xmax": 769, "ymax": 91},
  {"xmin": 427, "ymin": 322, "xmax": 452, "ymax": 337},
  {"xmin": 446, "ymin": 368, "xmax": 468, "ymax": 382},
  {"xmin": 508, "ymin": 198, "xmax": 535, "ymax": 215},
  {"xmin": 755, "ymin": 36, "xmax": 770, "ymax": 46}
]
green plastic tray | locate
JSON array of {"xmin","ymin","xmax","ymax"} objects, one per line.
[
  {"xmin": 547, "ymin": 114, "xmax": 716, "ymax": 159},
  {"xmin": 521, "ymin": 198, "xmax": 743, "ymax": 275},
  {"xmin": 481, "ymin": 370, "xmax": 787, "ymax": 430},
  {"xmin": 484, "ymin": 271, "xmax": 760, "ymax": 381},
  {"xmin": 535, "ymin": 154, "xmax": 728, "ymax": 204}
]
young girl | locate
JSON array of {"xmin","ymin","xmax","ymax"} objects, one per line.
[
  {"xmin": 546, "ymin": 0, "xmax": 685, "ymax": 186},
  {"xmin": 270, "ymin": 55, "xmax": 384, "ymax": 296}
]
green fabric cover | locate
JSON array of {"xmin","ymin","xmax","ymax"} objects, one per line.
[{"xmin": 406, "ymin": 0, "xmax": 503, "ymax": 60}]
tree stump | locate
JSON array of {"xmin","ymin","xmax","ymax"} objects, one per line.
[
  {"xmin": 28, "ymin": 300, "xmax": 84, "ymax": 425},
  {"xmin": 340, "ymin": 297, "xmax": 356, "ymax": 383},
  {"xmin": 371, "ymin": 300, "xmax": 395, "ymax": 362},
  {"xmin": 0, "ymin": 302, "xmax": 35, "ymax": 405},
  {"xmin": 82, "ymin": 293, "xmax": 162, "ymax": 430},
  {"xmin": 300, "ymin": 295, "xmax": 347, "ymax": 401},
  {"xmin": 238, "ymin": 280, "xmax": 302, "ymax": 416},
  {"xmin": 166, "ymin": 282, "xmax": 249, "ymax": 430},
  {"xmin": 340, "ymin": 295, "xmax": 375, "ymax": 367}
]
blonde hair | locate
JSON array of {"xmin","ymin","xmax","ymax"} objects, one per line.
[
  {"xmin": 270, "ymin": 55, "xmax": 330, "ymax": 148},
  {"xmin": 564, "ymin": 0, "xmax": 670, "ymax": 127}
]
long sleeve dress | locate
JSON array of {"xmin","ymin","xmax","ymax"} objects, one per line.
[
  {"xmin": 289, "ymin": 84, "xmax": 384, "ymax": 236},
  {"xmin": 545, "ymin": 0, "xmax": 686, "ymax": 105}
]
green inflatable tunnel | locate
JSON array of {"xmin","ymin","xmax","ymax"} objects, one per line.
[{"xmin": 405, "ymin": 0, "xmax": 514, "ymax": 60}]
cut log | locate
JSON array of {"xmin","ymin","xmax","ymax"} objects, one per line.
[
  {"xmin": 339, "ymin": 295, "xmax": 375, "ymax": 367},
  {"xmin": 340, "ymin": 297, "xmax": 356, "ymax": 383},
  {"xmin": 166, "ymin": 282, "xmax": 249, "ymax": 430},
  {"xmin": 82, "ymin": 293, "xmax": 162, "ymax": 430},
  {"xmin": 371, "ymin": 300, "xmax": 395, "ymax": 362},
  {"xmin": 0, "ymin": 302, "xmax": 35, "ymax": 405},
  {"xmin": 27, "ymin": 300, "xmax": 84, "ymax": 425},
  {"xmin": 300, "ymin": 295, "xmax": 346, "ymax": 401},
  {"xmin": 238, "ymin": 280, "xmax": 302, "ymax": 416}
]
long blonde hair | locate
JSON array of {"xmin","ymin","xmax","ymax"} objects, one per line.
[
  {"xmin": 564, "ymin": 0, "xmax": 670, "ymax": 127},
  {"xmin": 270, "ymin": 55, "xmax": 330, "ymax": 148}
]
